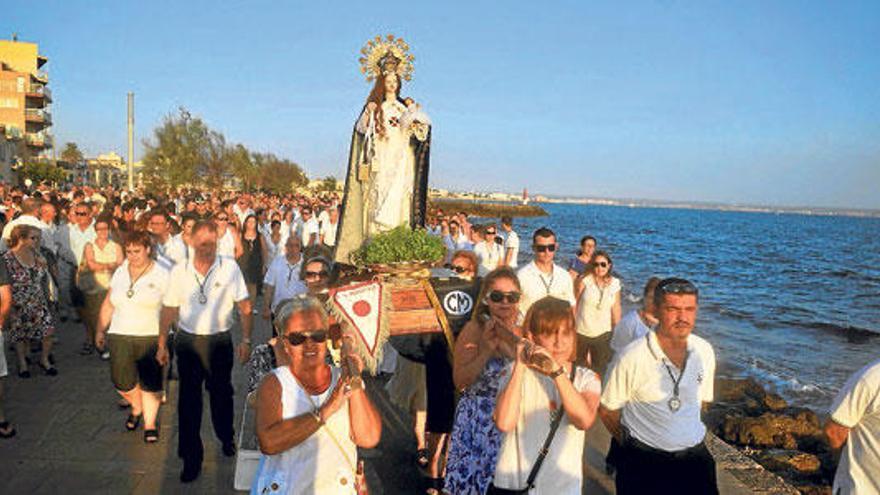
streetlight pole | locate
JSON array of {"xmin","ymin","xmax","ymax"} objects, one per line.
[{"xmin": 127, "ymin": 92, "xmax": 134, "ymax": 191}]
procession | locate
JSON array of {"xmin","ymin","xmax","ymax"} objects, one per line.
[{"xmin": 0, "ymin": 23, "xmax": 878, "ymax": 495}]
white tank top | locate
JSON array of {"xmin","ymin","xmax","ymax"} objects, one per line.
[
  {"xmin": 575, "ymin": 276, "xmax": 621, "ymax": 337},
  {"xmin": 217, "ymin": 228, "xmax": 236, "ymax": 258},
  {"xmin": 251, "ymin": 366, "xmax": 357, "ymax": 495}
]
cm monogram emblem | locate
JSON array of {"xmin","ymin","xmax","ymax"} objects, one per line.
[{"xmin": 443, "ymin": 290, "xmax": 473, "ymax": 316}]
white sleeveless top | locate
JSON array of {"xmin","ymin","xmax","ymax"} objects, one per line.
[
  {"xmin": 575, "ymin": 276, "xmax": 621, "ymax": 338},
  {"xmin": 218, "ymin": 228, "xmax": 236, "ymax": 259},
  {"xmin": 251, "ymin": 366, "xmax": 357, "ymax": 495}
]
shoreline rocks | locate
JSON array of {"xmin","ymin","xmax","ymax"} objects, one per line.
[{"xmin": 708, "ymin": 377, "xmax": 836, "ymax": 494}]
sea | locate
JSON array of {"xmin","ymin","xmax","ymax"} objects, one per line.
[{"xmin": 498, "ymin": 202, "xmax": 880, "ymax": 412}]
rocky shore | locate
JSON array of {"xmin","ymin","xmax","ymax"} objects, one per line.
[
  {"xmin": 429, "ymin": 198, "xmax": 548, "ymax": 218},
  {"xmin": 708, "ymin": 377, "xmax": 837, "ymax": 494}
]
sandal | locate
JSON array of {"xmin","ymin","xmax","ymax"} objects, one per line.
[
  {"xmin": 425, "ymin": 476, "xmax": 444, "ymax": 495},
  {"xmin": 0, "ymin": 421, "xmax": 16, "ymax": 439},
  {"xmin": 125, "ymin": 413, "xmax": 142, "ymax": 431},
  {"xmin": 39, "ymin": 362, "xmax": 58, "ymax": 377},
  {"xmin": 144, "ymin": 428, "xmax": 159, "ymax": 443},
  {"xmin": 416, "ymin": 448, "xmax": 430, "ymax": 469}
]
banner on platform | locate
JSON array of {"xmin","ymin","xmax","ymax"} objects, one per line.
[{"xmin": 331, "ymin": 280, "xmax": 388, "ymax": 373}]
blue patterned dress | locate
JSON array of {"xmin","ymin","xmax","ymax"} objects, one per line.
[{"xmin": 444, "ymin": 356, "xmax": 510, "ymax": 495}]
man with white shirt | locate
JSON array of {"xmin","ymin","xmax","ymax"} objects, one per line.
[
  {"xmin": 319, "ymin": 206, "xmax": 339, "ymax": 248},
  {"xmin": 147, "ymin": 210, "xmax": 177, "ymax": 270},
  {"xmin": 261, "ymin": 235, "xmax": 307, "ymax": 331},
  {"xmin": 500, "ymin": 216, "xmax": 519, "ymax": 268},
  {"xmin": 516, "ymin": 227, "xmax": 576, "ymax": 319},
  {"xmin": 599, "ymin": 278, "xmax": 717, "ymax": 494},
  {"xmin": 1, "ymin": 198, "xmax": 45, "ymax": 250},
  {"xmin": 824, "ymin": 358, "xmax": 880, "ymax": 495},
  {"xmin": 610, "ymin": 277, "xmax": 661, "ymax": 354},
  {"xmin": 297, "ymin": 206, "xmax": 319, "ymax": 248},
  {"xmin": 157, "ymin": 220, "xmax": 253, "ymax": 483}
]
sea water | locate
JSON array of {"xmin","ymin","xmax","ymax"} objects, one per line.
[{"xmin": 492, "ymin": 202, "xmax": 880, "ymax": 411}]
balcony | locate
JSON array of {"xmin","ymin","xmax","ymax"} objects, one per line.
[
  {"xmin": 25, "ymin": 108, "xmax": 52, "ymax": 126},
  {"xmin": 26, "ymin": 84, "xmax": 52, "ymax": 104},
  {"xmin": 25, "ymin": 133, "xmax": 53, "ymax": 149}
]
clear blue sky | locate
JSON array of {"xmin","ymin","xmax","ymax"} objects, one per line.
[{"xmin": 4, "ymin": 1, "xmax": 879, "ymax": 209}]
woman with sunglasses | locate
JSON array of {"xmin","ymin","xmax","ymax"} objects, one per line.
[
  {"xmin": 81, "ymin": 215, "xmax": 124, "ymax": 360},
  {"xmin": 445, "ymin": 267, "xmax": 523, "ymax": 495},
  {"xmin": 4, "ymin": 225, "xmax": 57, "ymax": 377},
  {"xmin": 252, "ymin": 296, "xmax": 381, "ymax": 494},
  {"xmin": 214, "ymin": 212, "xmax": 243, "ymax": 260},
  {"xmin": 492, "ymin": 296, "xmax": 600, "ymax": 494},
  {"xmin": 574, "ymin": 250, "xmax": 621, "ymax": 377},
  {"xmin": 94, "ymin": 231, "xmax": 170, "ymax": 441},
  {"xmin": 447, "ymin": 250, "xmax": 477, "ymax": 280}
]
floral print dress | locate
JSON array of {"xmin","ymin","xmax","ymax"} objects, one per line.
[
  {"xmin": 4, "ymin": 250, "xmax": 55, "ymax": 343},
  {"xmin": 444, "ymin": 356, "xmax": 510, "ymax": 495}
]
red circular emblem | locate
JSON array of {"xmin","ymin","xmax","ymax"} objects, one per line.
[{"xmin": 352, "ymin": 300, "xmax": 371, "ymax": 317}]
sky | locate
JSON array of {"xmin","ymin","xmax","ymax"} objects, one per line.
[{"xmin": 3, "ymin": 1, "xmax": 879, "ymax": 209}]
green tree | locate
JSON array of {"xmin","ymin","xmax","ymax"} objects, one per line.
[
  {"xmin": 141, "ymin": 108, "xmax": 212, "ymax": 190},
  {"xmin": 227, "ymin": 144, "xmax": 258, "ymax": 191},
  {"xmin": 60, "ymin": 142, "xmax": 84, "ymax": 164},
  {"xmin": 319, "ymin": 175, "xmax": 339, "ymax": 193},
  {"xmin": 256, "ymin": 153, "xmax": 308, "ymax": 194},
  {"xmin": 19, "ymin": 161, "xmax": 67, "ymax": 185}
]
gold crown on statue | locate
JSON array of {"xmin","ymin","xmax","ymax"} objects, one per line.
[{"xmin": 359, "ymin": 34, "xmax": 415, "ymax": 82}]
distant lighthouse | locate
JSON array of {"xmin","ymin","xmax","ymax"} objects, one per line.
[{"xmin": 522, "ymin": 187, "xmax": 530, "ymax": 205}]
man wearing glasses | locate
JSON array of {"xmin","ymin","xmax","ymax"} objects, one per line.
[
  {"xmin": 262, "ymin": 236, "xmax": 307, "ymax": 332},
  {"xmin": 473, "ymin": 224, "xmax": 502, "ymax": 276},
  {"xmin": 599, "ymin": 278, "xmax": 718, "ymax": 494},
  {"xmin": 297, "ymin": 207, "xmax": 320, "ymax": 249},
  {"xmin": 516, "ymin": 227, "xmax": 575, "ymax": 320},
  {"xmin": 157, "ymin": 220, "xmax": 253, "ymax": 483}
]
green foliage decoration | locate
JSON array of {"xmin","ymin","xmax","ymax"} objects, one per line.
[{"xmin": 353, "ymin": 225, "xmax": 445, "ymax": 265}]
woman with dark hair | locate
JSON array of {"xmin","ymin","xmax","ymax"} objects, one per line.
[
  {"xmin": 95, "ymin": 230, "xmax": 170, "ymax": 441},
  {"xmin": 492, "ymin": 296, "xmax": 601, "ymax": 493},
  {"xmin": 445, "ymin": 267, "xmax": 522, "ymax": 495},
  {"xmin": 568, "ymin": 235, "xmax": 597, "ymax": 279},
  {"xmin": 239, "ymin": 214, "xmax": 268, "ymax": 312},
  {"xmin": 81, "ymin": 215, "xmax": 123, "ymax": 359},
  {"xmin": 574, "ymin": 250, "xmax": 622, "ymax": 376},
  {"xmin": 4, "ymin": 225, "xmax": 57, "ymax": 377}
]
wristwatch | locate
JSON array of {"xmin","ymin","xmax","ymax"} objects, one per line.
[
  {"xmin": 347, "ymin": 376, "xmax": 365, "ymax": 391},
  {"xmin": 549, "ymin": 367, "xmax": 565, "ymax": 379}
]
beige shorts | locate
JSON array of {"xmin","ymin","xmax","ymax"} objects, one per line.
[{"xmin": 0, "ymin": 333, "xmax": 7, "ymax": 378}]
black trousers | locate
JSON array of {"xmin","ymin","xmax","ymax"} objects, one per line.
[
  {"xmin": 175, "ymin": 331, "xmax": 235, "ymax": 464},
  {"xmin": 577, "ymin": 332, "xmax": 613, "ymax": 377},
  {"xmin": 615, "ymin": 435, "xmax": 718, "ymax": 495}
]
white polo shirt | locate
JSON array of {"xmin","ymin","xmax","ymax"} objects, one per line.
[
  {"xmin": 601, "ymin": 330, "xmax": 715, "ymax": 452},
  {"xmin": 517, "ymin": 261, "xmax": 576, "ymax": 318},
  {"xmin": 473, "ymin": 241, "xmax": 503, "ymax": 276},
  {"xmin": 107, "ymin": 261, "xmax": 170, "ymax": 337},
  {"xmin": 610, "ymin": 309, "xmax": 654, "ymax": 354},
  {"xmin": 263, "ymin": 255, "xmax": 307, "ymax": 312},
  {"xmin": 829, "ymin": 358, "xmax": 880, "ymax": 495},
  {"xmin": 298, "ymin": 217, "xmax": 320, "ymax": 247},
  {"xmin": 503, "ymin": 230, "xmax": 519, "ymax": 268},
  {"xmin": 162, "ymin": 256, "xmax": 249, "ymax": 335}
]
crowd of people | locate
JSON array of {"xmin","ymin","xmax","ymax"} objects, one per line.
[{"xmin": 0, "ymin": 182, "xmax": 876, "ymax": 495}]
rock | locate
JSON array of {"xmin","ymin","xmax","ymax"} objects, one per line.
[
  {"xmin": 721, "ymin": 412, "xmax": 823, "ymax": 449},
  {"xmin": 796, "ymin": 485, "xmax": 832, "ymax": 495},
  {"xmin": 763, "ymin": 393, "xmax": 788, "ymax": 411},
  {"xmin": 715, "ymin": 377, "xmax": 766, "ymax": 402},
  {"xmin": 757, "ymin": 449, "xmax": 822, "ymax": 474}
]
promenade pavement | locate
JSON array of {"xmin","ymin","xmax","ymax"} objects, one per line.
[{"xmin": 0, "ymin": 309, "xmax": 757, "ymax": 494}]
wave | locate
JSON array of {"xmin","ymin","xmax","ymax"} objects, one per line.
[
  {"xmin": 777, "ymin": 319, "xmax": 879, "ymax": 341},
  {"xmin": 745, "ymin": 358, "xmax": 832, "ymax": 398}
]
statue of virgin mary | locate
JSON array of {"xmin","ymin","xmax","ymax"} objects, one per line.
[{"xmin": 334, "ymin": 35, "xmax": 432, "ymax": 264}]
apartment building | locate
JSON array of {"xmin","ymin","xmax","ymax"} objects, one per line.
[{"xmin": 0, "ymin": 37, "xmax": 52, "ymax": 160}]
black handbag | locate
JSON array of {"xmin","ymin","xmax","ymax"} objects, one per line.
[{"xmin": 488, "ymin": 366, "xmax": 577, "ymax": 494}]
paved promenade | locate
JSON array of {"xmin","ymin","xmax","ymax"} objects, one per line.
[{"xmin": 0, "ymin": 312, "xmax": 773, "ymax": 494}]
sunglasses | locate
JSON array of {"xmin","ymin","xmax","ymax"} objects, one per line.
[
  {"xmin": 449, "ymin": 264, "xmax": 469, "ymax": 274},
  {"xmin": 657, "ymin": 278, "xmax": 698, "ymax": 296},
  {"xmin": 595, "ymin": 261, "xmax": 609, "ymax": 268},
  {"xmin": 75, "ymin": 212, "xmax": 89, "ymax": 216},
  {"xmin": 533, "ymin": 244, "xmax": 556, "ymax": 253},
  {"xmin": 488, "ymin": 290, "xmax": 521, "ymax": 304},
  {"xmin": 284, "ymin": 330, "xmax": 328, "ymax": 346},
  {"xmin": 304, "ymin": 270, "xmax": 327, "ymax": 279},
  {"xmin": 215, "ymin": 217, "xmax": 228, "ymax": 221}
]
